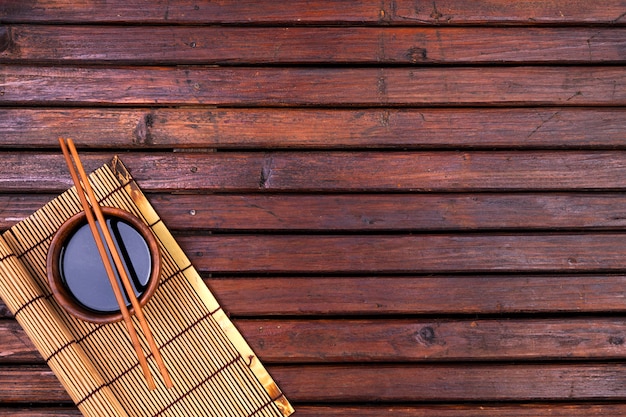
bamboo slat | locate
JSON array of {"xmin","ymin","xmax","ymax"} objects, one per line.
[{"xmin": 0, "ymin": 158, "xmax": 293, "ymax": 417}]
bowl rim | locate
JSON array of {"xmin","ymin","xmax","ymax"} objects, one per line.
[{"xmin": 47, "ymin": 206, "xmax": 161, "ymax": 324}]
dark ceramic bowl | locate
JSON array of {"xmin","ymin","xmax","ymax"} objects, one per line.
[{"xmin": 47, "ymin": 207, "xmax": 160, "ymax": 324}]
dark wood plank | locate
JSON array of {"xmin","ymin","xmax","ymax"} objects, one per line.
[
  {"xmin": 207, "ymin": 275, "xmax": 626, "ymax": 316},
  {"xmin": 3, "ymin": 108, "xmax": 626, "ymax": 150},
  {"xmin": 5, "ymin": 151, "xmax": 626, "ymax": 193},
  {"xmin": 2, "ymin": 66, "xmax": 626, "ymax": 106},
  {"xmin": 0, "ymin": 321, "xmax": 40, "ymax": 363},
  {"xmin": 4, "ymin": 26, "xmax": 626, "ymax": 64},
  {"xmin": 0, "ymin": 366, "xmax": 67, "ymax": 403},
  {"xmin": 4, "ymin": 192, "xmax": 626, "ymax": 232},
  {"xmin": 148, "ymin": 193, "xmax": 626, "ymax": 232},
  {"xmin": 0, "ymin": 410, "xmax": 78, "ymax": 417},
  {"xmin": 4, "ymin": 274, "xmax": 626, "ymax": 318},
  {"xmin": 4, "ymin": 405, "xmax": 626, "ymax": 417},
  {"xmin": 2, "ymin": 275, "xmax": 626, "ymax": 317},
  {"xmin": 5, "ymin": 364, "xmax": 626, "ymax": 403},
  {"xmin": 5, "ymin": 317, "xmax": 626, "ymax": 364},
  {"xmin": 274, "ymin": 364, "xmax": 626, "ymax": 402},
  {"xmin": 289, "ymin": 405, "xmax": 626, "ymax": 417},
  {"xmin": 181, "ymin": 233, "xmax": 626, "ymax": 273},
  {"xmin": 239, "ymin": 318, "xmax": 626, "ymax": 363},
  {"xmin": 0, "ymin": 195, "xmax": 54, "ymax": 230},
  {"xmin": 2, "ymin": 0, "xmax": 625, "ymax": 25}
]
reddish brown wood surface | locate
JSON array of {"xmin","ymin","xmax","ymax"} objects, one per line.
[
  {"xmin": 206, "ymin": 275, "xmax": 626, "ymax": 316},
  {"xmin": 5, "ymin": 317, "xmax": 626, "ymax": 364},
  {"xmin": 2, "ymin": 1, "xmax": 626, "ymax": 415},
  {"xmin": 179, "ymin": 233, "xmax": 626, "ymax": 273},
  {"xmin": 4, "ymin": 151, "xmax": 626, "ymax": 193},
  {"xmin": 147, "ymin": 193, "xmax": 626, "ymax": 231},
  {"xmin": 4, "ymin": 192, "xmax": 626, "ymax": 231},
  {"xmin": 2, "ymin": 275, "xmax": 626, "ymax": 317},
  {"xmin": 2, "ymin": 66, "xmax": 626, "ymax": 106},
  {"xmin": 5, "ymin": 364, "xmax": 626, "ymax": 403},
  {"xmin": 3, "ymin": 405, "xmax": 626, "ymax": 417},
  {"xmin": 2, "ymin": 108, "xmax": 626, "ymax": 150},
  {"xmin": 3, "ymin": 26, "xmax": 626, "ymax": 64},
  {"xmin": 2, "ymin": 0, "xmax": 626, "ymax": 25}
]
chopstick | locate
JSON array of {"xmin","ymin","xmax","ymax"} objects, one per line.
[{"xmin": 59, "ymin": 138, "xmax": 173, "ymax": 390}]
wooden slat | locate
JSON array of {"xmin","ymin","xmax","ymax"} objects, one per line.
[
  {"xmin": 181, "ymin": 233, "xmax": 626, "ymax": 273},
  {"xmin": 207, "ymin": 275, "xmax": 626, "ymax": 316},
  {"xmin": 0, "ymin": 321, "xmax": 40, "ymax": 363},
  {"xmin": 0, "ymin": 366, "xmax": 67, "ymax": 403},
  {"xmin": 5, "ymin": 317, "xmax": 626, "ymax": 364},
  {"xmin": 275, "ymin": 364, "xmax": 626, "ymax": 402},
  {"xmin": 147, "ymin": 193, "xmax": 626, "ymax": 232},
  {"xmin": 5, "ymin": 405, "xmax": 626, "ymax": 417},
  {"xmin": 0, "ymin": 195, "xmax": 54, "ymax": 230},
  {"xmin": 287, "ymin": 405, "xmax": 626, "ymax": 417},
  {"xmin": 4, "ymin": 26, "xmax": 626, "ymax": 64},
  {"xmin": 238, "ymin": 318, "xmax": 626, "ymax": 363},
  {"xmin": 5, "ymin": 151, "xmax": 626, "ymax": 193},
  {"xmin": 5, "ymin": 364, "xmax": 626, "ymax": 403},
  {"xmin": 2, "ymin": 275, "xmax": 626, "ymax": 317},
  {"xmin": 4, "ymin": 192, "xmax": 626, "ymax": 232},
  {"xmin": 0, "ymin": 410, "xmax": 79, "ymax": 417},
  {"xmin": 2, "ymin": 108, "xmax": 626, "ymax": 150},
  {"xmin": 2, "ymin": 0, "xmax": 625, "ymax": 25},
  {"xmin": 2, "ymin": 66, "xmax": 626, "ymax": 106}
]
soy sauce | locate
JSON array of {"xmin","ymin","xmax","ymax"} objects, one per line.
[{"xmin": 58, "ymin": 217, "xmax": 152, "ymax": 313}]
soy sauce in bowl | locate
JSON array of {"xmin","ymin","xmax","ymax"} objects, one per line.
[{"xmin": 47, "ymin": 207, "xmax": 160, "ymax": 324}]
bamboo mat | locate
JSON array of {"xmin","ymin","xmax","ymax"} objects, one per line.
[{"xmin": 0, "ymin": 157, "xmax": 293, "ymax": 417}]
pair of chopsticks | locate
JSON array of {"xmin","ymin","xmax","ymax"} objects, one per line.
[{"xmin": 59, "ymin": 138, "xmax": 173, "ymax": 390}]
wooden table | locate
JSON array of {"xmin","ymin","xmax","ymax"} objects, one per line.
[{"xmin": 2, "ymin": 1, "xmax": 626, "ymax": 415}]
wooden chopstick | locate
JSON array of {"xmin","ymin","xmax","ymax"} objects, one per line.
[{"xmin": 59, "ymin": 138, "xmax": 173, "ymax": 390}]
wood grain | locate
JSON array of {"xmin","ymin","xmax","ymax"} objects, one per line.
[
  {"xmin": 2, "ymin": 66, "xmax": 626, "ymax": 106},
  {"xmin": 3, "ymin": 0, "xmax": 626, "ymax": 413},
  {"xmin": 4, "ymin": 151, "xmax": 626, "ymax": 193},
  {"xmin": 2, "ymin": 0, "xmax": 625, "ymax": 25},
  {"xmin": 2, "ymin": 108, "xmax": 626, "ymax": 150},
  {"xmin": 3, "ymin": 26, "xmax": 626, "ymax": 64},
  {"xmin": 238, "ymin": 318, "xmax": 626, "ymax": 363},
  {"xmin": 146, "ymin": 193, "xmax": 626, "ymax": 232},
  {"xmin": 4, "ymin": 192, "xmax": 626, "ymax": 232},
  {"xmin": 0, "ymin": 410, "xmax": 78, "ymax": 417},
  {"xmin": 4, "ymin": 405, "xmax": 626, "ymax": 417},
  {"xmin": 5, "ymin": 364, "xmax": 626, "ymax": 403},
  {"xmin": 5, "ymin": 317, "xmax": 626, "ymax": 364},
  {"xmin": 2, "ymin": 275, "xmax": 626, "ymax": 317},
  {"xmin": 283, "ymin": 405, "xmax": 626, "ymax": 417},
  {"xmin": 0, "ymin": 274, "xmax": 626, "ymax": 318},
  {"xmin": 207, "ymin": 275, "xmax": 626, "ymax": 316},
  {"xmin": 179, "ymin": 233, "xmax": 626, "ymax": 273},
  {"xmin": 274, "ymin": 364, "xmax": 626, "ymax": 402}
]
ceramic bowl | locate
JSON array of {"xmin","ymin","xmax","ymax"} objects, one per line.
[{"xmin": 47, "ymin": 207, "xmax": 160, "ymax": 324}]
